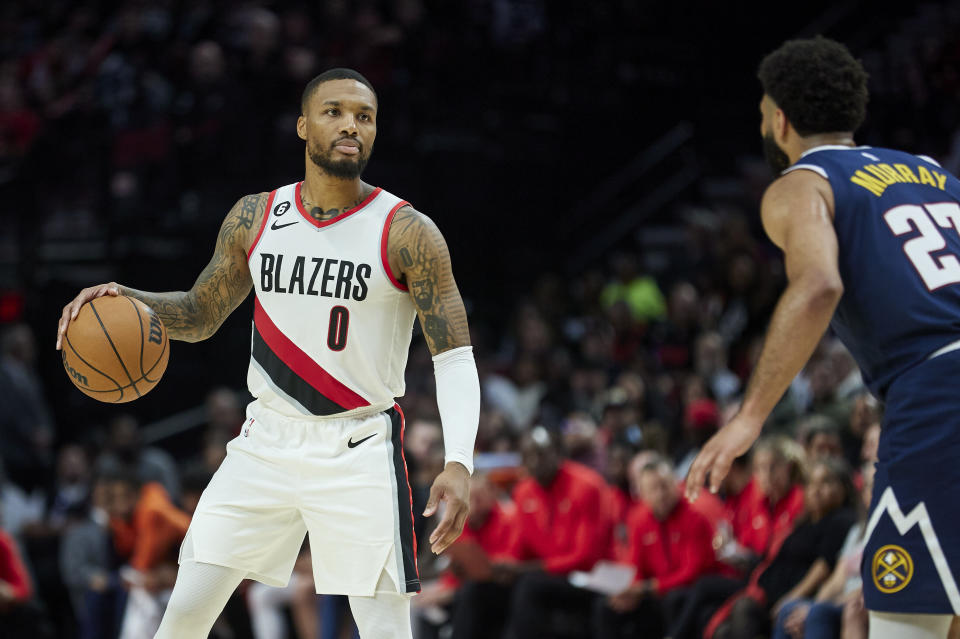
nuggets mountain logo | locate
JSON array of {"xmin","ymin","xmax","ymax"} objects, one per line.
[{"xmin": 872, "ymin": 544, "xmax": 914, "ymax": 593}]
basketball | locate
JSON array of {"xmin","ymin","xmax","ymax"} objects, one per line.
[{"xmin": 61, "ymin": 295, "xmax": 169, "ymax": 402}]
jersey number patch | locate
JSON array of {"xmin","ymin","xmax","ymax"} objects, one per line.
[
  {"xmin": 327, "ymin": 306, "xmax": 349, "ymax": 351},
  {"xmin": 883, "ymin": 202, "xmax": 960, "ymax": 291}
]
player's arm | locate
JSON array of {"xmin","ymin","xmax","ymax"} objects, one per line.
[
  {"xmin": 56, "ymin": 193, "xmax": 267, "ymax": 348},
  {"xmin": 388, "ymin": 206, "xmax": 471, "ymax": 354},
  {"xmin": 387, "ymin": 206, "xmax": 479, "ymax": 554},
  {"xmin": 686, "ymin": 170, "xmax": 842, "ymax": 499}
]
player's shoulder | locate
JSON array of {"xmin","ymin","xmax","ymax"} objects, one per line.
[
  {"xmin": 762, "ymin": 166, "xmax": 836, "ymax": 226},
  {"xmin": 386, "ymin": 203, "xmax": 448, "ymax": 258},
  {"xmin": 232, "ymin": 192, "xmax": 271, "ymax": 217},
  {"xmin": 389, "ymin": 203, "xmax": 439, "ymax": 234},
  {"xmin": 224, "ymin": 191, "xmax": 270, "ymax": 237},
  {"xmin": 764, "ymin": 167, "xmax": 831, "ymax": 205}
]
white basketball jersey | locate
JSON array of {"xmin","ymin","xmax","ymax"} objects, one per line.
[{"xmin": 246, "ymin": 181, "xmax": 417, "ymax": 419}]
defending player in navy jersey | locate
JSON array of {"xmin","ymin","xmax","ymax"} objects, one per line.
[
  {"xmin": 686, "ymin": 38, "xmax": 960, "ymax": 638},
  {"xmin": 55, "ymin": 69, "xmax": 480, "ymax": 639}
]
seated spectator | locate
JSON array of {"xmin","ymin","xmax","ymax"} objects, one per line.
[
  {"xmin": 843, "ymin": 392, "xmax": 879, "ymax": 464},
  {"xmin": 107, "ymin": 470, "xmax": 190, "ymax": 639},
  {"xmin": 603, "ymin": 444, "xmax": 634, "ymax": 563},
  {"xmin": 694, "ymin": 331, "xmax": 742, "ymax": 403},
  {"xmin": 501, "ymin": 427, "xmax": 609, "ymax": 639},
  {"xmin": 668, "ymin": 436, "xmax": 806, "ymax": 639},
  {"xmin": 97, "ymin": 415, "xmax": 181, "ymax": 501},
  {"xmin": 800, "ymin": 416, "xmax": 844, "ymax": 462},
  {"xmin": 675, "ymin": 397, "xmax": 720, "ymax": 480},
  {"xmin": 435, "ymin": 474, "xmax": 521, "ymax": 639},
  {"xmin": 715, "ymin": 453, "xmax": 752, "ymax": 553},
  {"xmin": 600, "ymin": 252, "xmax": 667, "ymax": 323},
  {"xmin": 0, "ymin": 324, "xmax": 54, "ymax": 493},
  {"xmin": 204, "ymin": 387, "xmax": 245, "ymax": 436},
  {"xmin": 59, "ymin": 472, "xmax": 113, "ymax": 634},
  {"xmin": 44, "ymin": 444, "xmax": 91, "ymax": 530},
  {"xmin": 592, "ymin": 456, "xmax": 719, "ymax": 638},
  {"xmin": 730, "ymin": 437, "xmax": 806, "ymax": 565},
  {"xmin": 0, "ymin": 521, "xmax": 53, "ymax": 638},
  {"xmin": 705, "ymin": 458, "xmax": 856, "ymax": 639},
  {"xmin": 860, "ymin": 422, "xmax": 879, "ymax": 466},
  {"xmin": 772, "ymin": 463, "xmax": 874, "ymax": 639}
]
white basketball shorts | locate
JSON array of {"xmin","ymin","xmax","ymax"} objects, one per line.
[{"xmin": 179, "ymin": 401, "xmax": 420, "ymax": 597}]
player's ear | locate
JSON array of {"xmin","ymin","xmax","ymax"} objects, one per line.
[
  {"xmin": 296, "ymin": 115, "xmax": 307, "ymax": 141},
  {"xmin": 774, "ymin": 108, "xmax": 789, "ymax": 142}
]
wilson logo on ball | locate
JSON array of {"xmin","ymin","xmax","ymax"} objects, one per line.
[{"xmin": 61, "ymin": 350, "xmax": 89, "ymax": 386}]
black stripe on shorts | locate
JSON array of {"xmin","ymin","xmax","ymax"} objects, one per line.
[{"xmin": 388, "ymin": 406, "xmax": 421, "ymax": 593}]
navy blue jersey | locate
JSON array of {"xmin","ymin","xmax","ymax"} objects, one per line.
[{"xmin": 784, "ymin": 145, "xmax": 960, "ymax": 398}]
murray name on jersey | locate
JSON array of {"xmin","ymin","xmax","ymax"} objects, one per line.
[{"xmin": 258, "ymin": 252, "xmax": 371, "ymax": 301}]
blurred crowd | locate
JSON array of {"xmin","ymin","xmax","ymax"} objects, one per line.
[
  {"xmin": 4, "ymin": 1, "xmax": 960, "ymax": 639},
  {"xmin": 0, "ymin": 216, "xmax": 889, "ymax": 639}
]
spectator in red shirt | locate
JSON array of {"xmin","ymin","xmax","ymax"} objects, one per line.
[
  {"xmin": 0, "ymin": 524, "xmax": 53, "ymax": 638},
  {"xmin": 725, "ymin": 437, "xmax": 806, "ymax": 567},
  {"xmin": 501, "ymin": 427, "xmax": 609, "ymax": 639},
  {"xmin": 604, "ymin": 444, "xmax": 634, "ymax": 563},
  {"xmin": 593, "ymin": 455, "xmax": 719, "ymax": 638},
  {"xmin": 435, "ymin": 474, "xmax": 521, "ymax": 639},
  {"xmin": 669, "ymin": 436, "xmax": 806, "ymax": 639}
]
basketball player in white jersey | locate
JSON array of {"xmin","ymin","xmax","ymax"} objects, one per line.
[{"xmin": 55, "ymin": 68, "xmax": 480, "ymax": 639}]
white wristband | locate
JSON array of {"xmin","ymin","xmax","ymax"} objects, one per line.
[{"xmin": 433, "ymin": 345, "xmax": 480, "ymax": 474}]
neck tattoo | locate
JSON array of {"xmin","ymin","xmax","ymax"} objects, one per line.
[{"xmin": 300, "ymin": 192, "xmax": 363, "ymax": 222}]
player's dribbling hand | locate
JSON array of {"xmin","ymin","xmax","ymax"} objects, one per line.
[
  {"xmin": 424, "ymin": 461, "xmax": 470, "ymax": 554},
  {"xmin": 685, "ymin": 413, "xmax": 763, "ymax": 501},
  {"xmin": 56, "ymin": 282, "xmax": 121, "ymax": 350}
]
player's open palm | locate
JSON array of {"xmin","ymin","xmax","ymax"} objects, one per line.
[
  {"xmin": 685, "ymin": 414, "xmax": 762, "ymax": 501},
  {"xmin": 56, "ymin": 282, "xmax": 121, "ymax": 350},
  {"xmin": 424, "ymin": 462, "xmax": 470, "ymax": 554}
]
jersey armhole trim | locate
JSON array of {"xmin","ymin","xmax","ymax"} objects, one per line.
[
  {"xmin": 381, "ymin": 201, "xmax": 411, "ymax": 292},
  {"xmin": 782, "ymin": 164, "xmax": 829, "ymax": 179},
  {"xmin": 247, "ymin": 190, "xmax": 277, "ymax": 261},
  {"xmin": 917, "ymin": 154, "xmax": 942, "ymax": 168}
]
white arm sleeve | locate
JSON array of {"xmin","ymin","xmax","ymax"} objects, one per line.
[{"xmin": 433, "ymin": 345, "xmax": 480, "ymax": 474}]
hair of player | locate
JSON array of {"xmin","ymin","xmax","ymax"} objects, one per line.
[
  {"xmin": 758, "ymin": 36, "xmax": 869, "ymax": 136},
  {"xmin": 301, "ymin": 68, "xmax": 377, "ymax": 114}
]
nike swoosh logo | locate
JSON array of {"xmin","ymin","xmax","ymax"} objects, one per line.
[
  {"xmin": 271, "ymin": 220, "xmax": 298, "ymax": 230},
  {"xmin": 347, "ymin": 433, "xmax": 376, "ymax": 448}
]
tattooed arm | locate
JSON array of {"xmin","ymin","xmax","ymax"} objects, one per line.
[
  {"xmin": 56, "ymin": 194, "xmax": 267, "ymax": 348},
  {"xmin": 387, "ymin": 206, "xmax": 471, "ymax": 354},
  {"xmin": 389, "ymin": 205, "xmax": 476, "ymax": 554}
]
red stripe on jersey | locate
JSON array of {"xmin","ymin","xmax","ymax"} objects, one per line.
[
  {"xmin": 294, "ymin": 181, "xmax": 383, "ymax": 229},
  {"xmin": 380, "ymin": 201, "xmax": 411, "ymax": 292},
  {"xmin": 395, "ymin": 403, "xmax": 419, "ymax": 578},
  {"xmin": 247, "ymin": 190, "xmax": 277, "ymax": 261},
  {"xmin": 253, "ymin": 299, "xmax": 369, "ymax": 410}
]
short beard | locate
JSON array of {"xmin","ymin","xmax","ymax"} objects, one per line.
[
  {"xmin": 762, "ymin": 132, "xmax": 792, "ymax": 174},
  {"xmin": 307, "ymin": 144, "xmax": 370, "ymax": 179}
]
